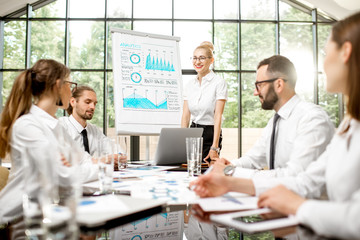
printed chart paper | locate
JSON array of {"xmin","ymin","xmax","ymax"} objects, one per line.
[{"xmin": 112, "ymin": 29, "xmax": 183, "ymax": 134}]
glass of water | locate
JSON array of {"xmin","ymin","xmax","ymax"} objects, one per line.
[
  {"xmin": 186, "ymin": 137, "xmax": 203, "ymax": 177},
  {"xmin": 116, "ymin": 136, "xmax": 128, "ymax": 170},
  {"xmin": 96, "ymin": 140, "xmax": 115, "ymax": 194}
]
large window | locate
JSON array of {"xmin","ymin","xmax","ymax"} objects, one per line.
[{"xmin": 0, "ymin": 0, "xmax": 337, "ymax": 160}]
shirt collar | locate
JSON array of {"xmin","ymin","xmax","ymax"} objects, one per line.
[
  {"xmin": 194, "ymin": 70, "xmax": 216, "ymax": 84},
  {"xmin": 69, "ymin": 114, "xmax": 86, "ymax": 133},
  {"xmin": 30, "ymin": 104, "xmax": 58, "ymax": 129},
  {"xmin": 277, "ymin": 95, "xmax": 301, "ymax": 120},
  {"xmin": 202, "ymin": 70, "xmax": 216, "ymax": 82}
]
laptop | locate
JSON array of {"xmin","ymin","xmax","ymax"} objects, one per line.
[{"xmin": 154, "ymin": 128, "xmax": 203, "ymax": 166}]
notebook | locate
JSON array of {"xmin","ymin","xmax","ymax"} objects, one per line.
[{"xmin": 77, "ymin": 195, "xmax": 166, "ymax": 228}]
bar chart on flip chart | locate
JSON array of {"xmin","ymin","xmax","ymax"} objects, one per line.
[{"xmin": 112, "ymin": 29, "xmax": 183, "ymax": 134}]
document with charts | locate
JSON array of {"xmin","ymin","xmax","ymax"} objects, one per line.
[
  {"xmin": 197, "ymin": 192, "xmax": 258, "ymax": 212},
  {"xmin": 112, "ymin": 29, "xmax": 183, "ymax": 134},
  {"xmin": 110, "ymin": 211, "xmax": 184, "ymax": 240}
]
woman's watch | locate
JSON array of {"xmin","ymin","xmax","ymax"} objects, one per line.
[
  {"xmin": 224, "ymin": 165, "xmax": 235, "ymax": 176},
  {"xmin": 210, "ymin": 146, "xmax": 220, "ymax": 154}
]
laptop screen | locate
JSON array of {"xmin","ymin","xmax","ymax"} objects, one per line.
[{"xmin": 154, "ymin": 128, "xmax": 203, "ymax": 166}]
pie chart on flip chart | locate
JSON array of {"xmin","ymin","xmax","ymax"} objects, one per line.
[
  {"xmin": 131, "ymin": 72, "xmax": 142, "ymax": 83},
  {"xmin": 130, "ymin": 54, "xmax": 141, "ymax": 64}
]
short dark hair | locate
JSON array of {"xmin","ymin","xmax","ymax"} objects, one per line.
[
  {"xmin": 66, "ymin": 85, "xmax": 96, "ymax": 115},
  {"xmin": 257, "ymin": 55, "xmax": 297, "ymax": 88}
]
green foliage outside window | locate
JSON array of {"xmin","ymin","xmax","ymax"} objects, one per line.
[{"xmin": 1, "ymin": 0, "xmax": 339, "ymax": 132}]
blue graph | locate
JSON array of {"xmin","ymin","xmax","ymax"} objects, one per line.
[
  {"xmin": 131, "ymin": 72, "xmax": 142, "ymax": 83},
  {"xmin": 123, "ymin": 92, "xmax": 168, "ymax": 110},
  {"xmin": 145, "ymin": 53, "xmax": 175, "ymax": 72},
  {"xmin": 130, "ymin": 54, "xmax": 141, "ymax": 64},
  {"xmin": 131, "ymin": 216, "xmax": 152, "ymax": 229}
]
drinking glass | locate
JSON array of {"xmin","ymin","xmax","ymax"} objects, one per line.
[
  {"xmin": 43, "ymin": 141, "xmax": 80, "ymax": 240},
  {"xmin": 116, "ymin": 136, "xmax": 128, "ymax": 170},
  {"xmin": 22, "ymin": 147, "xmax": 47, "ymax": 238},
  {"xmin": 96, "ymin": 139, "xmax": 115, "ymax": 194},
  {"xmin": 186, "ymin": 137, "xmax": 203, "ymax": 177},
  {"xmin": 23, "ymin": 141, "xmax": 79, "ymax": 240}
]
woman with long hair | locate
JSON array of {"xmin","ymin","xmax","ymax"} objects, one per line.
[{"xmin": 0, "ymin": 59, "xmax": 98, "ymax": 224}]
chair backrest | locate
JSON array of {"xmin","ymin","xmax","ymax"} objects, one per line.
[{"xmin": 0, "ymin": 166, "xmax": 9, "ymax": 191}]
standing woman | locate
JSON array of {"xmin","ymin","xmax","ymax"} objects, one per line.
[
  {"xmin": 181, "ymin": 41, "xmax": 228, "ymax": 163},
  {"xmin": 0, "ymin": 59, "xmax": 98, "ymax": 224}
]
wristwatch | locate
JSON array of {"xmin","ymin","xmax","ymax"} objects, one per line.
[
  {"xmin": 210, "ymin": 146, "xmax": 220, "ymax": 154},
  {"xmin": 224, "ymin": 165, "xmax": 235, "ymax": 176}
]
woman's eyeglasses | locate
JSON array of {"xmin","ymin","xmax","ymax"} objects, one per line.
[
  {"xmin": 65, "ymin": 81, "xmax": 78, "ymax": 93},
  {"xmin": 190, "ymin": 56, "xmax": 212, "ymax": 62}
]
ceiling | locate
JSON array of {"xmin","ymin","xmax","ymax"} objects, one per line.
[
  {"xmin": 0, "ymin": 0, "xmax": 360, "ymax": 19},
  {"xmin": 0, "ymin": 0, "xmax": 38, "ymax": 17},
  {"xmin": 299, "ymin": 0, "xmax": 360, "ymax": 20}
]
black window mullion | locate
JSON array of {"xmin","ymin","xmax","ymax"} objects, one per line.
[
  {"xmin": 25, "ymin": 4, "xmax": 32, "ymax": 69},
  {"xmin": 275, "ymin": 0, "xmax": 280, "ymax": 55},
  {"xmin": 64, "ymin": 0, "xmax": 70, "ymax": 66},
  {"xmin": 312, "ymin": 9, "xmax": 319, "ymax": 105},
  {"xmin": 103, "ymin": 0, "xmax": 109, "ymax": 135}
]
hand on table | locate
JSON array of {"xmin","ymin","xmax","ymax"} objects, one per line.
[
  {"xmin": 189, "ymin": 172, "xmax": 231, "ymax": 198},
  {"xmin": 258, "ymin": 185, "xmax": 306, "ymax": 215}
]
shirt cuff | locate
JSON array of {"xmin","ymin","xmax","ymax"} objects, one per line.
[
  {"xmin": 295, "ymin": 200, "xmax": 314, "ymax": 227},
  {"xmin": 233, "ymin": 167, "xmax": 256, "ymax": 178},
  {"xmin": 252, "ymin": 177, "xmax": 283, "ymax": 196}
]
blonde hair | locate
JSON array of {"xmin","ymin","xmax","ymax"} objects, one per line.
[
  {"xmin": 195, "ymin": 41, "xmax": 214, "ymax": 59},
  {"xmin": 0, "ymin": 59, "xmax": 70, "ymax": 158}
]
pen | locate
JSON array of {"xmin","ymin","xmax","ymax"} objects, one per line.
[{"xmin": 189, "ymin": 165, "xmax": 213, "ymax": 191}]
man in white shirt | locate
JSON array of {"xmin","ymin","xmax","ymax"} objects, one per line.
[
  {"xmin": 221, "ymin": 55, "xmax": 335, "ymax": 179},
  {"xmin": 59, "ymin": 86, "xmax": 111, "ymax": 156}
]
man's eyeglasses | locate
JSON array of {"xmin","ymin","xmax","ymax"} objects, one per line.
[
  {"xmin": 65, "ymin": 81, "xmax": 78, "ymax": 93},
  {"xmin": 190, "ymin": 56, "xmax": 212, "ymax": 62},
  {"xmin": 255, "ymin": 78, "xmax": 287, "ymax": 91}
]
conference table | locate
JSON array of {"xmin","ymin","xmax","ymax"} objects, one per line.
[{"xmin": 1, "ymin": 165, "xmax": 339, "ymax": 240}]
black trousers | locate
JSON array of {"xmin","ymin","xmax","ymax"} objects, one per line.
[{"xmin": 190, "ymin": 122, "xmax": 222, "ymax": 162}]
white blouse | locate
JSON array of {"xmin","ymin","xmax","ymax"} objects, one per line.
[
  {"xmin": 254, "ymin": 118, "xmax": 360, "ymax": 239},
  {"xmin": 0, "ymin": 105, "xmax": 98, "ymax": 224},
  {"xmin": 183, "ymin": 71, "xmax": 227, "ymax": 125}
]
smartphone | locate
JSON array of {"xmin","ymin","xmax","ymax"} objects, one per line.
[{"xmin": 233, "ymin": 213, "xmax": 287, "ymax": 224}]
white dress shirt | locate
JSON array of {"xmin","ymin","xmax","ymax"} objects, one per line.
[
  {"xmin": 0, "ymin": 105, "xmax": 98, "ymax": 224},
  {"xmin": 183, "ymin": 70, "xmax": 227, "ymax": 125},
  {"xmin": 232, "ymin": 95, "xmax": 335, "ymax": 178},
  {"xmin": 59, "ymin": 115, "xmax": 111, "ymax": 156},
  {"xmin": 254, "ymin": 118, "xmax": 360, "ymax": 239}
]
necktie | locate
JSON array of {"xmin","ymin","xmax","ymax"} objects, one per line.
[
  {"xmin": 81, "ymin": 129, "xmax": 90, "ymax": 154},
  {"xmin": 270, "ymin": 113, "xmax": 280, "ymax": 170}
]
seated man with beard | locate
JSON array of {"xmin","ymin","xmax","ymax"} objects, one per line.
[
  {"xmin": 59, "ymin": 85, "xmax": 111, "ymax": 156},
  {"xmin": 219, "ymin": 55, "xmax": 334, "ymax": 179}
]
